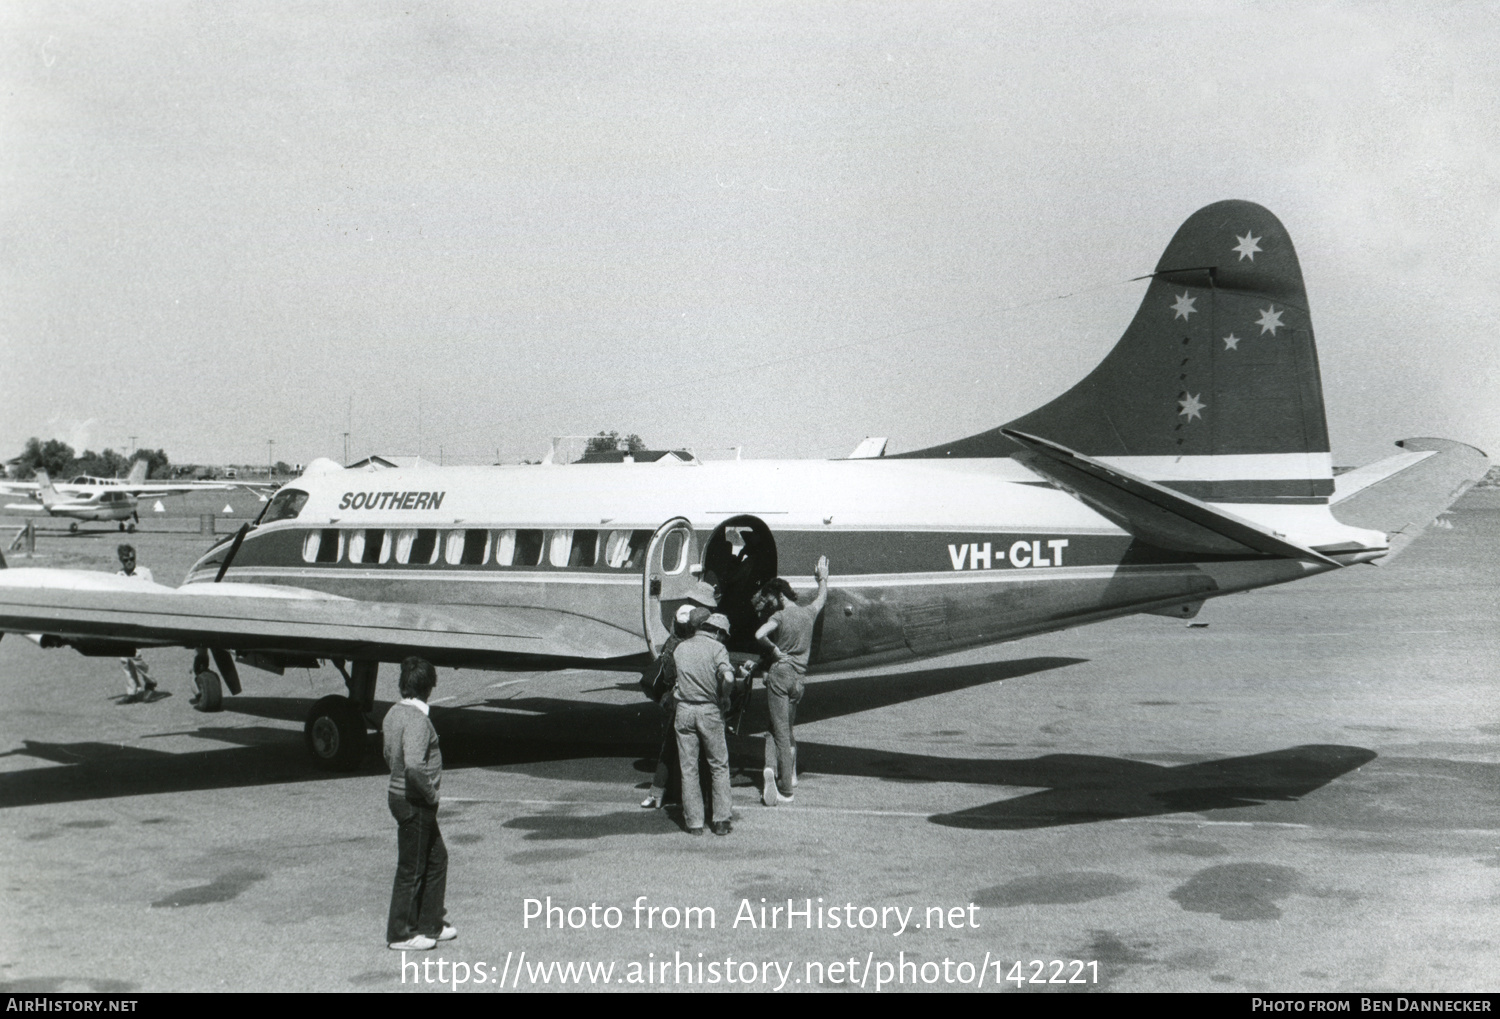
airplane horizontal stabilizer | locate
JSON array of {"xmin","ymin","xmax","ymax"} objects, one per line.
[
  {"xmin": 1003, "ymin": 428, "xmax": 1341, "ymax": 566},
  {"xmin": 1330, "ymin": 438, "xmax": 1489, "ymax": 564}
]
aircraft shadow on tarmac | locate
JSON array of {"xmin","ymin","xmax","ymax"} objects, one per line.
[
  {"xmin": 793, "ymin": 741, "xmax": 1379, "ymax": 829},
  {"xmin": 0, "ymin": 654, "xmax": 1375, "ymax": 831}
]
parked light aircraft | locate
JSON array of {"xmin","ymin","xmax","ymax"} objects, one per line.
[
  {"xmin": 0, "ymin": 200, "xmax": 1486, "ymax": 769},
  {"xmin": 0, "ymin": 460, "xmax": 233, "ymax": 500},
  {"xmin": 3, "ymin": 471, "xmax": 141, "ymax": 532}
]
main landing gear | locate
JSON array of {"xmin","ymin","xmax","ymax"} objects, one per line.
[
  {"xmin": 304, "ymin": 660, "xmax": 379, "ymax": 772},
  {"xmin": 189, "ymin": 647, "xmax": 241, "ymax": 713}
]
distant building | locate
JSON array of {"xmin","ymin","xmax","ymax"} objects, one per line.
[
  {"xmin": 346, "ymin": 455, "xmax": 441, "ymax": 471},
  {"xmin": 573, "ymin": 449, "xmax": 695, "ymax": 465}
]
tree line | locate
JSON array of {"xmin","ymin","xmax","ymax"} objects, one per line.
[{"xmin": 9, "ymin": 437, "xmax": 171, "ymax": 481}]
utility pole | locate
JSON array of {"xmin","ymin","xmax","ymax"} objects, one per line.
[
  {"xmin": 267, "ymin": 439, "xmax": 275, "ymax": 479},
  {"xmin": 342, "ymin": 432, "xmax": 350, "ymax": 465},
  {"xmin": 128, "ymin": 435, "xmax": 137, "ymax": 453}
]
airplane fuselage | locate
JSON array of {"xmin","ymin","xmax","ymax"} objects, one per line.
[{"xmin": 185, "ymin": 458, "xmax": 1362, "ymax": 670}]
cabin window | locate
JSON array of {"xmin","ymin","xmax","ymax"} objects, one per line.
[
  {"xmin": 604, "ymin": 529, "xmax": 653, "ymax": 568},
  {"xmin": 604, "ymin": 530, "xmax": 632, "ymax": 568},
  {"xmin": 548, "ymin": 530, "xmax": 573, "ymax": 567},
  {"xmin": 410, "ymin": 529, "xmax": 438, "ymax": 564},
  {"xmin": 311, "ymin": 528, "xmax": 342, "ymax": 564},
  {"xmin": 395, "ymin": 528, "xmax": 440, "ymax": 565},
  {"xmin": 260, "ymin": 489, "xmax": 308, "ymax": 524},
  {"xmin": 349, "ymin": 528, "xmax": 386, "ymax": 564},
  {"xmin": 513, "ymin": 529, "xmax": 544, "ymax": 566},
  {"xmin": 493, "ymin": 529, "xmax": 515, "ymax": 566},
  {"xmin": 461, "ymin": 529, "xmax": 489, "ymax": 564},
  {"xmin": 661, "ymin": 530, "xmax": 689, "ymax": 575},
  {"xmin": 445, "ymin": 529, "xmax": 490, "ymax": 565},
  {"xmin": 301, "ymin": 531, "xmax": 320, "ymax": 563},
  {"xmin": 570, "ymin": 529, "xmax": 599, "ymax": 567}
]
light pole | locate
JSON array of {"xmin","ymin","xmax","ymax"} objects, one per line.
[
  {"xmin": 267, "ymin": 439, "xmax": 275, "ymax": 480},
  {"xmin": 342, "ymin": 432, "xmax": 350, "ymax": 465}
]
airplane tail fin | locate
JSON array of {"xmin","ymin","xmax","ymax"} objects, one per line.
[
  {"xmin": 34, "ymin": 471, "xmax": 60, "ymax": 507},
  {"xmin": 900, "ymin": 199, "xmax": 1333, "ymax": 504},
  {"xmin": 1330, "ymin": 438, "xmax": 1489, "ymax": 564},
  {"xmin": 126, "ymin": 460, "xmax": 148, "ymax": 485},
  {"xmin": 894, "ymin": 199, "xmax": 1493, "ymax": 559}
]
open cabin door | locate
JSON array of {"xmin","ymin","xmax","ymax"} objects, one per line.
[{"xmin": 642, "ymin": 517, "xmax": 699, "ymax": 655}]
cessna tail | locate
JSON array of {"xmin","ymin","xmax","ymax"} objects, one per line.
[{"xmin": 0, "ymin": 199, "xmax": 1486, "ymax": 768}]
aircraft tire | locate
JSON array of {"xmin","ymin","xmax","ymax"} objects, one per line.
[
  {"xmin": 304, "ymin": 695, "xmax": 366, "ymax": 772},
  {"xmin": 193, "ymin": 670, "xmax": 223, "ymax": 712},
  {"xmin": 69, "ymin": 522, "xmax": 79, "ymax": 533},
  {"xmin": 126, "ymin": 522, "xmax": 136, "ymax": 533}
]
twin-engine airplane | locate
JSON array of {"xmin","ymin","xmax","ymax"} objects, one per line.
[{"xmin": 0, "ymin": 200, "xmax": 1486, "ymax": 769}]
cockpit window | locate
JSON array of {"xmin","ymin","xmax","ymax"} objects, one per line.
[{"xmin": 259, "ymin": 489, "xmax": 309, "ymax": 524}]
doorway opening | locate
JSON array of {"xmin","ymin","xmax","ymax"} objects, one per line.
[{"xmin": 701, "ymin": 515, "xmax": 778, "ymax": 654}]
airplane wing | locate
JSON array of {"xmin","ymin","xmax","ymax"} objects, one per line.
[
  {"xmin": 4, "ymin": 503, "xmax": 45, "ymax": 513},
  {"xmin": 1330, "ymin": 437, "xmax": 1489, "ymax": 563},
  {"xmin": 117, "ymin": 483, "xmax": 234, "ymax": 496},
  {"xmin": 0, "ymin": 568, "xmax": 648, "ymax": 667}
]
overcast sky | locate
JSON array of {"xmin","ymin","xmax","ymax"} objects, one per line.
[{"xmin": 2, "ymin": 1, "xmax": 1496, "ymax": 468}]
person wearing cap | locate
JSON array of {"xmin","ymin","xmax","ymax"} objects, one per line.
[
  {"xmin": 671, "ymin": 611, "xmax": 737, "ymax": 835},
  {"xmin": 754, "ymin": 555, "xmax": 830, "ymax": 806},
  {"xmin": 640, "ymin": 592, "xmax": 714, "ymax": 809}
]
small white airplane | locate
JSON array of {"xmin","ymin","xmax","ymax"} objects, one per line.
[
  {"xmin": 0, "ymin": 460, "xmax": 233, "ymax": 500},
  {"xmin": 4, "ymin": 470, "xmax": 141, "ymax": 532},
  {"xmin": 0, "ymin": 200, "xmax": 1486, "ymax": 771}
]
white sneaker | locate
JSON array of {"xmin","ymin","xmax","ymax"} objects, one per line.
[
  {"xmin": 389, "ymin": 934, "xmax": 437, "ymax": 951},
  {"xmin": 436, "ymin": 925, "xmax": 457, "ymax": 942},
  {"xmin": 762, "ymin": 768, "xmax": 778, "ymax": 807},
  {"xmin": 640, "ymin": 795, "xmax": 661, "ymax": 809}
]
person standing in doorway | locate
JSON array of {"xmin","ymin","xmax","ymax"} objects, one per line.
[
  {"xmin": 383, "ymin": 657, "xmax": 456, "ymax": 951},
  {"xmin": 754, "ymin": 555, "xmax": 830, "ymax": 806},
  {"xmin": 115, "ymin": 544, "xmax": 157, "ymax": 702}
]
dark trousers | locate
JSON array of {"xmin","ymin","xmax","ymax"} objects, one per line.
[
  {"xmin": 387, "ymin": 794, "xmax": 448, "ymax": 942},
  {"xmin": 649, "ymin": 697, "xmax": 679, "ymax": 801}
]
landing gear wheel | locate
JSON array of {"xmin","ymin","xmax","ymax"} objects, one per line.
[
  {"xmin": 304, "ymin": 695, "xmax": 366, "ymax": 772},
  {"xmin": 118, "ymin": 522, "xmax": 126, "ymax": 531},
  {"xmin": 69, "ymin": 522, "xmax": 79, "ymax": 533},
  {"xmin": 126, "ymin": 522, "xmax": 136, "ymax": 533},
  {"xmin": 193, "ymin": 670, "xmax": 223, "ymax": 712}
]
